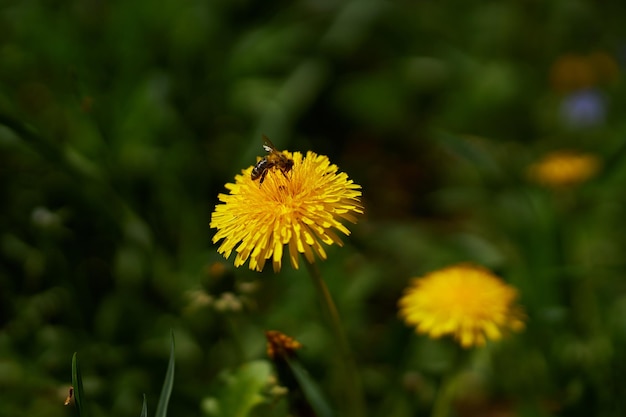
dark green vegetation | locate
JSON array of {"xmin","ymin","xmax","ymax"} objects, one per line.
[{"xmin": 2, "ymin": 1, "xmax": 626, "ymax": 416}]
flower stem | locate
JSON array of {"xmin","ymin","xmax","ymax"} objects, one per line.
[
  {"xmin": 305, "ymin": 261, "xmax": 365, "ymax": 417},
  {"xmin": 431, "ymin": 372, "xmax": 457, "ymax": 417}
]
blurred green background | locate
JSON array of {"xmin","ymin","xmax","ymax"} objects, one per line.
[{"xmin": 2, "ymin": 0, "xmax": 626, "ymax": 416}]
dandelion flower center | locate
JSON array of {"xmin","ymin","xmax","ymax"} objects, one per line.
[
  {"xmin": 398, "ymin": 264, "xmax": 525, "ymax": 348},
  {"xmin": 210, "ymin": 151, "xmax": 363, "ymax": 272}
]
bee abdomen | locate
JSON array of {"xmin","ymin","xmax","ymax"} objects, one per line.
[{"xmin": 251, "ymin": 158, "xmax": 268, "ymax": 180}]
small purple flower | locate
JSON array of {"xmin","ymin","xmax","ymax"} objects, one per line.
[{"xmin": 560, "ymin": 89, "xmax": 606, "ymax": 129}]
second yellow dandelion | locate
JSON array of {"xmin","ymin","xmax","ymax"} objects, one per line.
[{"xmin": 398, "ymin": 264, "xmax": 525, "ymax": 348}]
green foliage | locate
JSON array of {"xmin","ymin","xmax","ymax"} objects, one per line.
[
  {"xmin": 72, "ymin": 353, "xmax": 87, "ymax": 417},
  {"xmin": 2, "ymin": 0, "xmax": 626, "ymax": 416},
  {"xmin": 285, "ymin": 357, "xmax": 334, "ymax": 417},
  {"xmin": 69, "ymin": 333, "xmax": 175, "ymax": 417},
  {"xmin": 155, "ymin": 331, "xmax": 176, "ymax": 417},
  {"xmin": 140, "ymin": 395, "xmax": 147, "ymax": 417},
  {"xmin": 201, "ymin": 360, "xmax": 273, "ymax": 417}
]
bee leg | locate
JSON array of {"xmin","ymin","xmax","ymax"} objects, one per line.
[
  {"xmin": 280, "ymin": 168, "xmax": 292, "ymax": 180},
  {"xmin": 259, "ymin": 169, "xmax": 268, "ymax": 185}
]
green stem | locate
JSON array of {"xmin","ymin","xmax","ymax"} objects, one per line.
[
  {"xmin": 225, "ymin": 314, "xmax": 246, "ymax": 364},
  {"xmin": 431, "ymin": 372, "xmax": 457, "ymax": 417},
  {"xmin": 305, "ymin": 261, "xmax": 365, "ymax": 417}
]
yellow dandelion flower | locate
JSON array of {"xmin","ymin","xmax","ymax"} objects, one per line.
[
  {"xmin": 527, "ymin": 150, "xmax": 600, "ymax": 188},
  {"xmin": 210, "ymin": 150, "xmax": 363, "ymax": 272},
  {"xmin": 398, "ymin": 264, "xmax": 525, "ymax": 348},
  {"xmin": 550, "ymin": 54, "xmax": 596, "ymax": 93},
  {"xmin": 550, "ymin": 52, "xmax": 620, "ymax": 93}
]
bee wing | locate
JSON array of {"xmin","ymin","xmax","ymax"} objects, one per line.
[{"xmin": 262, "ymin": 134, "xmax": 278, "ymax": 153}]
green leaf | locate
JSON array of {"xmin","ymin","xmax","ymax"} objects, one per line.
[
  {"xmin": 155, "ymin": 330, "xmax": 176, "ymax": 417},
  {"xmin": 140, "ymin": 394, "xmax": 148, "ymax": 417},
  {"xmin": 71, "ymin": 352, "xmax": 87, "ymax": 417},
  {"xmin": 433, "ymin": 130, "xmax": 501, "ymax": 177},
  {"xmin": 205, "ymin": 360, "xmax": 272, "ymax": 417},
  {"xmin": 285, "ymin": 357, "xmax": 334, "ymax": 417}
]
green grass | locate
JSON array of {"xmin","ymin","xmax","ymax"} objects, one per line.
[{"xmin": 2, "ymin": 0, "xmax": 626, "ymax": 416}]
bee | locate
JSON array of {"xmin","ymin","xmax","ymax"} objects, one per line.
[{"xmin": 251, "ymin": 135, "xmax": 294, "ymax": 184}]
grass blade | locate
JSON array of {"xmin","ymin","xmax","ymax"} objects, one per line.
[
  {"xmin": 71, "ymin": 352, "xmax": 87, "ymax": 417},
  {"xmin": 139, "ymin": 394, "xmax": 148, "ymax": 417},
  {"xmin": 285, "ymin": 357, "xmax": 334, "ymax": 417},
  {"xmin": 155, "ymin": 330, "xmax": 176, "ymax": 417}
]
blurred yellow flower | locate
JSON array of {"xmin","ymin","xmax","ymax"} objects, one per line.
[
  {"xmin": 550, "ymin": 52, "xmax": 619, "ymax": 93},
  {"xmin": 588, "ymin": 51, "xmax": 620, "ymax": 85},
  {"xmin": 550, "ymin": 54, "xmax": 596, "ymax": 93},
  {"xmin": 528, "ymin": 150, "xmax": 600, "ymax": 188},
  {"xmin": 211, "ymin": 150, "xmax": 363, "ymax": 272},
  {"xmin": 398, "ymin": 264, "xmax": 525, "ymax": 348}
]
